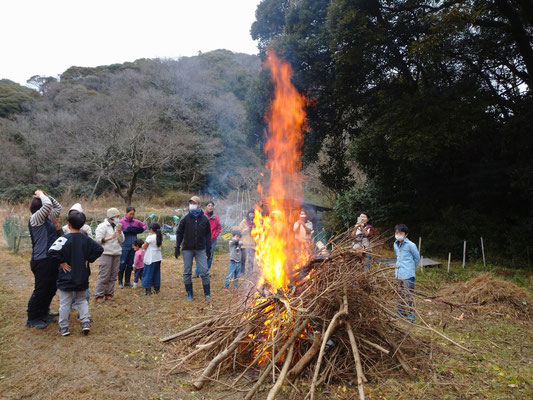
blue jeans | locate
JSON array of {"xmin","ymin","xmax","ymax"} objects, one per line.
[
  {"xmin": 224, "ymin": 260, "xmax": 241, "ymax": 288},
  {"xmin": 397, "ymin": 277, "xmax": 415, "ymax": 316},
  {"xmin": 183, "ymin": 249, "xmax": 209, "ymax": 285},
  {"xmin": 142, "ymin": 261, "xmax": 161, "ymax": 289},
  {"xmin": 134, "ymin": 268, "xmax": 144, "ymax": 283},
  {"xmin": 195, "ymin": 238, "xmax": 217, "ymax": 275}
]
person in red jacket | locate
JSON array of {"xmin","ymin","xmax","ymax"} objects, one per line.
[{"xmin": 194, "ymin": 201, "xmax": 221, "ymax": 276}]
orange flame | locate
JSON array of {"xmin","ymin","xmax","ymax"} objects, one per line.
[{"xmin": 252, "ymin": 50, "xmax": 310, "ymax": 292}]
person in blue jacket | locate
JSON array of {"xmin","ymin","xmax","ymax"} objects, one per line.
[{"xmin": 393, "ymin": 224, "xmax": 420, "ymax": 322}]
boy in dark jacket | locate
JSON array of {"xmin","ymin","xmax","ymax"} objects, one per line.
[{"xmin": 48, "ymin": 212, "xmax": 103, "ymax": 336}]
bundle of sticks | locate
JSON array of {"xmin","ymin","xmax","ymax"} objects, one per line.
[{"xmin": 162, "ymin": 232, "xmax": 467, "ymax": 399}]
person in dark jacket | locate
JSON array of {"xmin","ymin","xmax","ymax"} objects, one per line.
[
  {"xmin": 48, "ymin": 211, "xmax": 103, "ymax": 336},
  {"xmin": 174, "ymin": 196, "xmax": 212, "ymax": 301},
  {"xmin": 26, "ymin": 190, "xmax": 62, "ymax": 329}
]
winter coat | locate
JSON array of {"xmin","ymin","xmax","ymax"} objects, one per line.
[
  {"xmin": 238, "ymin": 218, "xmax": 256, "ymax": 249},
  {"xmin": 118, "ymin": 216, "xmax": 147, "ymax": 248},
  {"xmin": 95, "ymin": 219, "xmax": 125, "ymax": 256},
  {"xmin": 175, "ymin": 209, "xmax": 212, "ymax": 253},
  {"xmin": 205, "ymin": 212, "xmax": 222, "ymax": 241},
  {"xmin": 48, "ymin": 233, "xmax": 104, "ymax": 291}
]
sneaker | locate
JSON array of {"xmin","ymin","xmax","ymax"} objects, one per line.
[
  {"xmin": 48, "ymin": 310, "xmax": 59, "ymax": 317},
  {"xmin": 205, "ymin": 295, "xmax": 212, "ymax": 302},
  {"xmin": 118, "ymin": 283, "xmax": 124, "ymax": 289},
  {"xmin": 132, "ymin": 282, "xmax": 137, "ymax": 288},
  {"xmin": 124, "ymin": 282, "xmax": 132, "ymax": 287},
  {"xmin": 407, "ymin": 314, "xmax": 416, "ymax": 323},
  {"xmin": 104, "ymin": 295, "xmax": 114, "ymax": 301},
  {"xmin": 58, "ymin": 326, "xmax": 70, "ymax": 336},
  {"xmin": 81, "ymin": 322, "xmax": 90, "ymax": 335},
  {"xmin": 95, "ymin": 297, "xmax": 105, "ymax": 304},
  {"xmin": 26, "ymin": 319, "xmax": 47, "ymax": 329}
]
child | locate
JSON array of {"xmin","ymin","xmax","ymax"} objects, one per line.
[
  {"xmin": 393, "ymin": 224, "xmax": 420, "ymax": 322},
  {"xmin": 141, "ymin": 223, "xmax": 163, "ymax": 296},
  {"xmin": 132, "ymin": 239, "xmax": 145, "ymax": 288},
  {"xmin": 224, "ymin": 231, "xmax": 242, "ymax": 290},
  {"xmin": 48, "ymin": 211, "xmax": 104, "ymax": 336}
]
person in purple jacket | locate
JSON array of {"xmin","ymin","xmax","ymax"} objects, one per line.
[{"xmin": 117, "ymin": 206, "xmax": 147, "ymax": 288}]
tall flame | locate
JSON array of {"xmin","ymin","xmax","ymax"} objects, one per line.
[{"xmin": 253, "ymin": 51, "xmax": 309, "ymax": 292}]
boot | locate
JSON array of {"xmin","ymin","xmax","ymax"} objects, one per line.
[
  {"xmin": 185, "ymin": 283, "xmax": 193, "ymax": 301},
  {"xmin": 153, "ymin": 286, "xmax": 160, "ymax": 294},
  {"xmin": 203, "ymin": 283, "xmax": 211, "ymax": 302},
  {"xmin": 118, "ymin": 270, "xmax": 124, "ymax": 289},
  {"xmin": 124, "ymin": 269, "xmax": 132, "ymax": 287},
  {"xmin": 141, "ymin": 288, "xmax": 152, "ymax": 296}
]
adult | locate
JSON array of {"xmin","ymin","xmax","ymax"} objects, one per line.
[
  {"xmin": 94, "ymin": 208, "xmax": 125, "ymax": 303},
  {"xmin": 350, "ymin": 211, "xmax": 375, "ymax": 270},
  {"xmin": 174, "ymin": 196, "xmax": 212, "ymax": 301},
  {"xmin": 195, "ymin": 201, "xmax": 221, "ymax": 275},
  {"xmin": 238, "ymin": 209, "xmax": 256, "ymax": 276},
  {"xmin": 26, "ymin": 190, "xmax": 62, "ymax": 329},
  {"xmin": 118, "ymin": 206, "xmax": 147, "ymax": 288},
  {"xmin": 293, "ymin": 209, "xmax": 314, "ymax": 247},
  {"xmin": 62, "ymin": 203, "xmax": 92, "ymax": 237}
]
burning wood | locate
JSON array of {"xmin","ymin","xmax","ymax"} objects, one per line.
[{"xmin": 160, "ymin": 51, "xmax": 468, "ymax": 399}]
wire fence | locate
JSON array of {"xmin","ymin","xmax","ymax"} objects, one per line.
[{"xmin": 3, "ymin": 212, "xmax": 31, "ymax": 253}]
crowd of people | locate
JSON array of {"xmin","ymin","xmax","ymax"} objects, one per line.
[{"xmin": 25, "ymin": 191, "xmax": 420, "ymax": 336}]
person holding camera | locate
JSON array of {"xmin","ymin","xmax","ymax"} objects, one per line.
[{"xmin": 350, "ymin": 211, "xmax": 374, "ymax": 270}]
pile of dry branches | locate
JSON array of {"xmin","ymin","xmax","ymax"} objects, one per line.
[{"xmin": 162, "ymin": 233, "xmax": 464, "ymax": 399}]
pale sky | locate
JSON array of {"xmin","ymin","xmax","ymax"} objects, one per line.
[{"xmin": 1, "ymin": 0, "xmax": 261, "ymax": 85}]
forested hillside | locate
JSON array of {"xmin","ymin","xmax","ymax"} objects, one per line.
[
  {"xmin": 0, "ymin": 50, "xmax": 262, "ymax": 203},
  {"xmin": 246, "ymin": 0, "xmax": 533, "ymax": 266}
]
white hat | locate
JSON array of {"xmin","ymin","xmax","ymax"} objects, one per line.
[
  {"xmin": 69, "ymin": 203, "xmax": 83, "ymax": 213},
  {"xmin": 107, "ymin": 208, "xmax": 120, "ymax": 219}
]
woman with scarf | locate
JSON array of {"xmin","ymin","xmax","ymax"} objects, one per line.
[{"xmin": 238, "ymin": 209, "xmax": 256, "ymax": 276}]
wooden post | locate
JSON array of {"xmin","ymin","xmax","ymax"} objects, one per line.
[
  {"xmin": 480, "ymin": 237, "xmax": 486, "ymax": 267},
  {"xmin": 447, "ymin": 252, "xmax": 451, "ymax": 273},
  {"xmin": 420, "ymin": 256, "xmax": 424, "ymax": 273},
  {"xmin": 418, "ymin": 237, "xmax": 422, "ymax": 271},
  {"xmin": 462, "ymin": 241, "xmax": 466, "ymax": 269}
]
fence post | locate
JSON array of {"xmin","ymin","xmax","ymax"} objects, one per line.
[
  {"xmin": 418, "ymin": 237, "xmax": 422, "ymax": 266},
  {"xmin": 447, "ymin": 252, "xmax": 451, "ymax": 273},
  {"xmin": 462, "ymin": 241, "xmax": 466, "ymax": 269},
  {"xmin": 480, "ymin": 237, "xmax": 486, "ymax": 267}
]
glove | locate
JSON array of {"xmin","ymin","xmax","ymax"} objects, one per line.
[{"xmin": 174, "ymin": 247, "xmax": 180, "ymax": 259}]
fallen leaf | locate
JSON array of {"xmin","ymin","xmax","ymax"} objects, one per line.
[{"xmin": 453, "ymin": 312, "xmax": 464, "ymax": 321}]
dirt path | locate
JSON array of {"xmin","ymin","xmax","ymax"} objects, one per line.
[{"xmin": 0, "ymin": 244, "xmax": 241, "ymax": 400}]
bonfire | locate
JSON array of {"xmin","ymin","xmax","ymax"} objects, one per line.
[{"xmin": 161, "ymin": 51, "xmax": 467, "ymax": 400}]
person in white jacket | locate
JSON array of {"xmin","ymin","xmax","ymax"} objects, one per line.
[{"xmin": 94, "ymin": 208, "xmax": 124, "ymax": 303}]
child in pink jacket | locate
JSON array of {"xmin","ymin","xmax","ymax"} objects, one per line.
[{"xmin": 132, "ymin": 239, "xmax": 145, "ymax": 288}]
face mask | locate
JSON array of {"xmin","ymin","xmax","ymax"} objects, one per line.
[
  {"xmin": 189, "ymin": 204, "xmax": 198, "ymax": 211},
  {"xmin": 109, "ymin": 218, "xmax": 115, "ymax": 224},
  {"xmin": 395, "ymin": 234, "xmax": 405, "ymax": 242}
]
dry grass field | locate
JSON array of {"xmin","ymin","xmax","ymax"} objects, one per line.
[{"xmin": 0, "ymin": 211, "xmax": 532, "ymax": 399}]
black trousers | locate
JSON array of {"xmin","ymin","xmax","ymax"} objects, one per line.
[{"xmin": 27, "ymin": 258, "xmax": 58, "ymax": 321}]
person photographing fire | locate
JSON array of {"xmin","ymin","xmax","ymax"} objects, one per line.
[{"xmin": 293, "ymin": 209, "xmax": 313, "ymax": 250}]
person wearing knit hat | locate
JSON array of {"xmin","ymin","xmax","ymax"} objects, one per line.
[
  {"xmin": 62, "ymin": 203, "xmax": 92, "ymax": 237},
  {"xmin": 93, "ymin": 208, "xmax": 124, "ymax": 303}
]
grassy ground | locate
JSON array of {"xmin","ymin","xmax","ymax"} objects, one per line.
[{"xmin": 0, "ymin": 239, "xmax": 532, "ymax": 399}]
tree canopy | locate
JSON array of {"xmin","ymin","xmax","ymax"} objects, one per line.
[{"xmin": 248, "ymin": 0, "xmax": 533, "ymax": 265}]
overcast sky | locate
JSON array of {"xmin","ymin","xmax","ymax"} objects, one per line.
[{"xmin": 1, "ymin": 0, "xmax": 261, "ymax": 85}]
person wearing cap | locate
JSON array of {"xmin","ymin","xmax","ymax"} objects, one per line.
[
  {"xmin": 174, "ymin": 196, "xmax": 212, "ymax": 301},
  {"xmin": 94, "ymin": 208, "xmax": 125, "ymax": 303},
  {"xmin": 62, "ymin": 203, "xmax": 92, "ymax": 237}
]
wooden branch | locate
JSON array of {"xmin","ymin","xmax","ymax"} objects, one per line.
[
  {"xmin": 193, "ymin": 328, "xmax": 251, "ymax": 390},
  {"xmin": 266, "ymin": 342, "xmax": 295, "ymax": 400},
  {"xmin": 160, "ymin": 317, "xmax": 216, "ymax": 342},
  {"xmin": 346, "ymin": 321, "xmax": 366, "ymax": 400},
  {"xmin": 288, "ymin": 333, "xmax": 322, "ymax": 380},
  {"xmin": 244, "ymin": 318, "xmax": 310, "ymax": 400},
  {"xmin": 309, "ymin": 299, "xmax": 348, "ymax": 400}
]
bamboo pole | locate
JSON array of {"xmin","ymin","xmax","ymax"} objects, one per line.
[
  {"xmin": 481, "ymin": 237, "xmax": 486, "ymax": 266},
  {"xmin": 447, "ymin": 252, "xmax": 451, "ymax": 273},
  {"xmin": 462, "ymin": 241, "xmax": 466, "ymax": 268}
]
